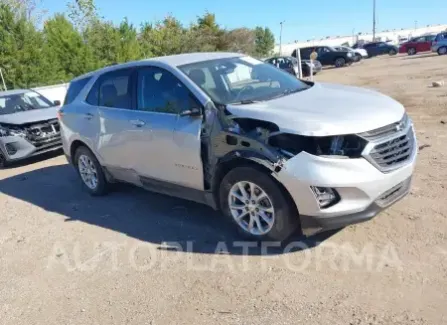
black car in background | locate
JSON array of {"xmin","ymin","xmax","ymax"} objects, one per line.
[
  {"xmin": 355, "ymin": 42, "xmax": 398, "ymax": 57},
  {"xmin": 292, "ymin": 46, "xmax": 355, "ymax": 68},
  {"xmin": 265, "ymin": 56, "xmax": 322, "ymax": 77}
]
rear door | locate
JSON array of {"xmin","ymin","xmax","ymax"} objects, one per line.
[
  {"xmin": 88, "ymin": 68, "xmax": 138, "ymax": 179},
  {"xmin": 316, "ymin": 47, "xmax": 331, "ymax": 65}
]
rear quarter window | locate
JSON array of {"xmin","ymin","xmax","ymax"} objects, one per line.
[{"xmin": 63, "ymin": 77, "xmax": 92, "ymax": 105}]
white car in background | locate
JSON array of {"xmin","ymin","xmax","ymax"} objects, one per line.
[{"xmin": 334, "ymin": 46, "xmax": 368, "ymax": 61}]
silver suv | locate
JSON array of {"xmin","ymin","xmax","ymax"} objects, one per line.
[
  {"xmin": 60, "ymin": 52, "xmax": 417, "ymax": 241},
  {"xmin": 0, "ymin": 89, "xmax": 62, "ymax": 168}
]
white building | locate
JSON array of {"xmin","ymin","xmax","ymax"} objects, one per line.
[{"xmin": 276, "ymin": 24, "xmax": 447, "ymax": 56}]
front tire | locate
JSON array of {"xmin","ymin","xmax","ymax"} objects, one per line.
[
  {"xmin": 74, "ymin": 146, "xmax": 109, "ymax": 196},
  {"xmin": 219, "ymin": 167, "xmax": 299, "ymax": 241},
  {"xmin": 407, "ymin": 47, "xmax": 416, "ymax": 55},
  {"xmin": 334, "ymin": 57, "xmax": 346, "ymax": 68},
  {"xmin": 355, "ymin": 53, "xmax": 362, "ymax": 61},
  {"xmin": 438, "ymin": 46, "xmax": 447, "ymax": 55}
]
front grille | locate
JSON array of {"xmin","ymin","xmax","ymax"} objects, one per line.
[
  {"xmin": 360, "ymin": 114, "xmax": 416, "ymax": 172},
  {"xmin": 24, "ymin": 119, "xmax": 61, "ymax": 148},
  {"xmin": 369, "ymin": 127, "xmax": 414, "ymax": 170},
  {"xmin": 359, "ymin": 114, "xmax": 410, "ymax": 141},
  {"xmin": 376, "ymin": 177, "xmax": 412, "ymax": 207}
]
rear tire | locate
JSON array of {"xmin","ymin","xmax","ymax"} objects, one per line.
[
  {"xmin": 438, "ymin": 46, "xmax": 447, "ymax": 55},
  {"xmin": 74, "ymin": 146, "xmax": 109, "ymax": 196},
  {"xmin": 407, "ymin": 47, "xmax": 416, "ymax": 55},
  {"xmin": 334, "ymin": 57, "xmax": 346, "ymax": 68},
  {"xmin": 389, "ymin": 49, "xmax": 397, "ymax": 55},
  {"xmin": 219, "ymin": 167, "xmax": 299, "ymax": 242}
]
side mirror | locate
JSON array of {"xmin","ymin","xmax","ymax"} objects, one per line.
[
  {"xmin": 180, "ymin": 107, "xmax": 202, "ymax": 117},
  {"xmin": 54, "ymin": 100, "xmax": 61, "ymax": 106}
]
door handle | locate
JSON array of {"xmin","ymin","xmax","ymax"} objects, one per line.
[
  {"xmin": 84, "ymin": 113, "xmax": 94, "ymax": 120},
  {"xmin": 130, "ymin": 119, "xmax": 145, "ymax": 127}
]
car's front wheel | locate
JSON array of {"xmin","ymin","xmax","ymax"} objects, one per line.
[
  {"xmin": 219, "ymin": 167, "xmax": 299, "ymax": 241},
  {"xmin": 74, "ymin": 146, "xmax": 109, "ymax": 196},
  {"xmin": 334, "ymin": 57, "xmax": 346, "ymax": 68},
  {"xmin": 407, "ymin": 47, "xmax": 416, "ymax": 55},
  {"xmin": 438, "ymin": 46, "xmax": 447, "ymax": 55}
]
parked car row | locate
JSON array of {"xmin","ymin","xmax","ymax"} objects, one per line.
[
  {"xmin": 292, "ymin": 46, "xmax": 358, "ymax": 68},
  {"xmin": 264, "ymin": 56, "xmax": 322, "ymax": 78}
]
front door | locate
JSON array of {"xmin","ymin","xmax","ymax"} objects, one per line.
[{"xmin": 133, "ymin": 66, "xmax": 204, "ymax": 190}]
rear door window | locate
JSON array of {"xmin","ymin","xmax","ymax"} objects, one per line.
[
  {"xmin": 63, "ymin": 77, "xmax": 91, "ymax": 105},
  {"xmin": 89, "ymin": 69, "xmax": 134, "ymax": 109}
]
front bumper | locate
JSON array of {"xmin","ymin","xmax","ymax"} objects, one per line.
[
  {"xmin": 275, "ymin": 145, "xmax": 416, "ymax": 236},
  {"xmin": 0, "ymin": 134, "xmax": 62, "ymax": 163}
]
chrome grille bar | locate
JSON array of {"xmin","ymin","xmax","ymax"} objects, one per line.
[{"xmin": 360, "ymin": 114, "xmax": 416, "ymax": 173}]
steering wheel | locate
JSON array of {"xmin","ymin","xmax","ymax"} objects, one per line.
[{"xmin": 234, "ymin": 85, "xmax": 255, "ymax": 102}]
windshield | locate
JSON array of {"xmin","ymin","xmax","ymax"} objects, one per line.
[
  {"xmin": 0, "ymin": 91, "xmax": 54, "ymax": 115},
  {"xmin": 179, "ymin": 56, "xmax": 311, "ymax": 105}
]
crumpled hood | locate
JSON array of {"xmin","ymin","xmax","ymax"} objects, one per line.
[
  {"xmin": 0, "ymin": 107, "xmax": 59, "ymax": 125},
  {"xmin": 226, "ymin": 82, "xmax": 405, "ymax": 136}
]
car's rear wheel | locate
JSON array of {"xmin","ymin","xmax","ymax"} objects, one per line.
[
  {"xmin": 334, "ymin": 57, "xmax": 346, "ymax": 68},
  {"xmin": 219, "ymin": 167, "xmax": 299, "ymax": 241},
  {"xmin": 389, "ymin": 49, "xmax": 397, "ymax": 55},
  {"xmin": 438, "ymin": 46, "xmax": 447, "ymax": 55},
  {"xmin": 74, "ymin": 146, "xmax": 109, "ymax": 196},
  {"xmin": 407, "ymin": 48, "xmax": 416, "ymax": 55}
]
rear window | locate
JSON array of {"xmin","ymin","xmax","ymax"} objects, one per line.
[{"xmin": 63, "ymin": 77, "xmax": 91, "ymax": 105}]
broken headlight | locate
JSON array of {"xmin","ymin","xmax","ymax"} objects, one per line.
[
  {"xmin": 0, "ymin": 124, "xmax": 26, "ymax": 137},
  {"xmin": 269, "ymin": 133, "xmax": 367, "ymax": 158},
  {"xmin": 314, "ymin": 135, "xmax": 367, "ymax": 158}
]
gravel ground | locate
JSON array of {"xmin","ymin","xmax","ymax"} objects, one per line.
[{"xmin": 1, "ymin": 53, "xmax": 446, "ymax": 325}]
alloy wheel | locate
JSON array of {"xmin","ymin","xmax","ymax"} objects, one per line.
[
  {"xmin": 228, "ymin": 181, "xmax": 275, "ymax": 236},
  {"xmin": 408, "ymin": 48, "xmax": 416, "ymax": 55},
  {"xmin": 335, "ymin": 58, "xmax": 346, "ymax": 67},
  {"xmin": 439, "ymin": 47, "xmax": 447, "ymax": 55},
  {"xmin": 78, "ymin": 154, "xmax": 99, "ymax": 190}
]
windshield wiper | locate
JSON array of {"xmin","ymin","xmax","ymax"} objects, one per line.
[
  {"xmin": 231, "ymin": 99, "xmax": 263, "ymax": 105},
  {"xmin": 265, "ymin": 88, "xmax": 304, "ymax": 100}
]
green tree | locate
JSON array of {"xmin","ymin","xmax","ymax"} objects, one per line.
[
  {"xmin": 67, "ymin": 0, "xmax": 97, "ymax": 31},
  {"xmin": 116, "ymin": 18, "xmax": 141, "ymax": 62},
  {"xmin": 43, "ymin": 14, "xmax": 96, "ymax": 80},
  {"xmin": 0, "ymin": 3, "xmax": 46, "ymax": 89},
  {"xmin": 254, "ymin": 27, "xmax": 275, "ymax": 57}
]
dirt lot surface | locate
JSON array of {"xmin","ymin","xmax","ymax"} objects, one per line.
[{"xmin": 1, "ymin": 53, "xmax": 446, "ymax": 325}]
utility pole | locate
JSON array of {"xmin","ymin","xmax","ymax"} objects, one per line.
[
  {"xmin": 279, "ymin": 21, "xmax": 285, "ymax": 56},
  {"xmin": 372, "ymin": 0, "xmax": 376, "ymax": 41}
]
